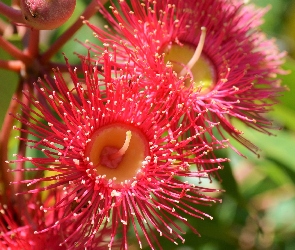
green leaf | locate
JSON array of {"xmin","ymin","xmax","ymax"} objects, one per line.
[
  {"xmin": 278, "ymin": 58, "xmax": 295, "ymax": 111},
  {"xmin": 268, "ymin": 104, "xmax": 295, "ymax": 131},
  {"xmin": 256, "ymin": 159, "xmax": 295, "ymax": 186}
]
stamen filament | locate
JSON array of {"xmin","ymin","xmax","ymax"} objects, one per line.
[
  {"xmin": 110, "ymin": 130, "xmax": 132, "ymax": 159},
  {"xmin": 180, "ymin": 27, "xmax": 207, "ymax": 76}
]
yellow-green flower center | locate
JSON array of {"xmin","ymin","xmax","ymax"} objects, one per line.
[{"xmin": 164, "ymin": 27, "xmax": 215, "ymax": 93}]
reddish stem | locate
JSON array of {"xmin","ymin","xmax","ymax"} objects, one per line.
[
  {"xmin": 0, "ymin": 36, "xmax": 31, "ymax": 63},
  {"xmin": 23, "ymin": 29, "xmax": 40, "ymax": 59},
  {"xmin": 0, "ymin": 2, "xmax": 24, "ymax": 24},
  {"xmin": 0, "ymin": 59, "xmax": 23, "ymax": 72},
  {"xmin": 40, "ymin": 0, "xmax": 100, "ymax": 64},
  {"xmin": 13, "ymin": 80, "xmax": 37, "ymax": 229},
  {"xmin": 0, "ymin": 18, "xmax": 10, "ymax": 36},
  {"xmin": 0, "ymin": 82, "xmax": 22, "ymax": 205},
  {"xmin": 14, "ymin": 81, "xmax": 30, "ymax": 194}
]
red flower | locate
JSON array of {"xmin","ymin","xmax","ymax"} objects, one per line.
[
  {"xmin": 10, "ymin": 52, "xmax": 226, "ymax": 249},
  {"xmin": 85, "ymin": 0, "xmax": 286, "ymax": 154},
  {"xmin": 0, "ymin": 190, "xmax": 115, "ymax": 250},
  {"xmin": 0, "ymin": 192, "xmax": 66, "ymax": 250}
]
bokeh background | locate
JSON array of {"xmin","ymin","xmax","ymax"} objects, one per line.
[{"xmin": 1, "ymin": 0, "xmax": 295, "ymax": 249}]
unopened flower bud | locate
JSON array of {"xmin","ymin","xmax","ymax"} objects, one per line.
[{"xmin": 20, "ymin": 0, "xmax": 76, "ymax": 30}]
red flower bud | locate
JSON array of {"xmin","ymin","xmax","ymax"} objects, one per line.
[{"xmin": 20, "ymin": 0, "xmax": 76, "ymax": 30}]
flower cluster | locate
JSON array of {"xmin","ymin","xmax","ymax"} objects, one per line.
[
  {"xmin": 85, "ymin": 0, "xmax": 286, "ymax": 154},
  {"xmin": 0, "ymin": 0, "xmax": 285, "ymax": 249},
  {"xmin": 7, "ymin": 50, "xmax": 226, "ymax": 249}
]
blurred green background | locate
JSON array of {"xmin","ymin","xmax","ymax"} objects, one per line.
[{"xmin": 1, "ymin": 0, "xmax": 295, "ymax": 249}]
